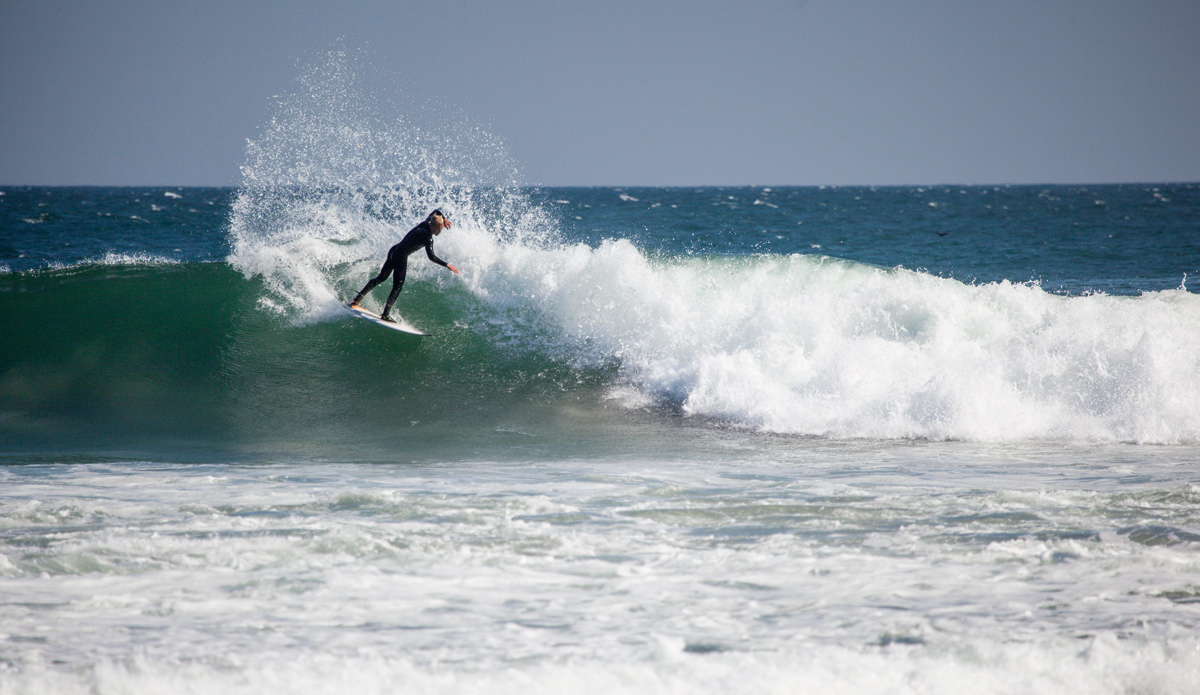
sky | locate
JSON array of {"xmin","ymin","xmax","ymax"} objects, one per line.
[{"xmin": 2, "ymin": 0, "xmax": 1198, "ymax": 187}]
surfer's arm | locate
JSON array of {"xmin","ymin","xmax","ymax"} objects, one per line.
[{"xmin": 424, "ymin": 241, "xmax": 459, "ymax": 274}]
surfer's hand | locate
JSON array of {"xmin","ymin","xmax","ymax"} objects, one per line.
[{"xmin": 447, "ymin": 264, "xmax": 460, "ymax": 275}]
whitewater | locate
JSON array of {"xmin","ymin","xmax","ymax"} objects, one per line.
[
  {"xmin": 3, "ymin": 50, "xmax": 1200, "ymax": 694},
  {"xmin": 403, "ymin": 232, "xmax": 1200, "ymax": 443}
]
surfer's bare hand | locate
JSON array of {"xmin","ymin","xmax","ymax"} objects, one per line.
[{"xmin": 447, "ymin": 264, "xmax": 460, "ymax": 275}]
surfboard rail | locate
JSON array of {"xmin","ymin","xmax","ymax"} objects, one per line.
[{"xmin": 343, "ymin": 303, "xmax": 428, "ymax": 336}]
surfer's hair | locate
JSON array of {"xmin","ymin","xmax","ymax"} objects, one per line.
[{"xmin": 428, "ymin": 209, "xmax": 447, "ymax": 223}]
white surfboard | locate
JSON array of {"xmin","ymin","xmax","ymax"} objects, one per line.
[{"xmin": 344, "ymin": 303, "xmax": 428, "ymax": 336}]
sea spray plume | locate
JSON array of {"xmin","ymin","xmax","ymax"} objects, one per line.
[{"xmin": 227, "ymin": 46, "xmax": 555, "ymax": 319}]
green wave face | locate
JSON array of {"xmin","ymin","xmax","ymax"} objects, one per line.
[{"xmin": 0, "ymin": 263, "xmax": 641, "ymax": 461}]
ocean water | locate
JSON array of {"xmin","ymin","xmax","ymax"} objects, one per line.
[
  {"xmin": 3, "ymin": 183, "xmax": 1199, "ymax": 695},
  {"xmin": 4, "ymin": 62, "xmax": 1200, "ymax": 693}
]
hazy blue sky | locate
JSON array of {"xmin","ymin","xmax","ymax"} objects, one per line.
[{"xmin": 2, "ymin": 0, "xmax": 1198, "ymax": 186}]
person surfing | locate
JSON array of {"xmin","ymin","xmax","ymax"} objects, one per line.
[{"xmin": 348, "ymin": 209, "xmax": 460, "ymax": 322}]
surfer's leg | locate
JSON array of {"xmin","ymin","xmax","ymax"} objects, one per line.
[
  {"xmin": 351, "ymin": 256, "xmax": 395, "ymax": 306},
  {"xmin": 380, "ymin": 258, "xmax": 408, "ymax": 320}
]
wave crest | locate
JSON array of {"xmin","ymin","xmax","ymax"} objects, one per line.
[{"xmin": 226, "ymin": 48, "xmax": 1200, "ymax": 444}]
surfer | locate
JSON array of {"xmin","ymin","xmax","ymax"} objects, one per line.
[{"xmin": 348, "ymin": 209, "xmax": 460, "ymax": 322}]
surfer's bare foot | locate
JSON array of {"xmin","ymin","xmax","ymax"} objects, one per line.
[{"xmin": 348, "ymin": 301, "xmax": 359, "ymax": 309}]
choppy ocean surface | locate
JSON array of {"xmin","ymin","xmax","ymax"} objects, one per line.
[{"xmin": 4, "ymin": 59, "xmax": 1200, "ymax": 694}]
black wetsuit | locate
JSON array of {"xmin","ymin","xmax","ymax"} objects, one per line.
[{"xmin": 352, "ymin": 220, "xmax": 450, "ymax": 317}]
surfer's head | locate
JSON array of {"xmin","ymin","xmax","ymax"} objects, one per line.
[{"xmin": 428, "ymin": 209, "xmax": 451, "ymax": 234}]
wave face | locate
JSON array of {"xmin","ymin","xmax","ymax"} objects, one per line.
[
  {"xmin": 6, "ymin": 253, "xmax": 1198, "ymax": 456},
  {"xmin": 217, "ymin": 51, "xmax": 1200, "ymax": 447}
]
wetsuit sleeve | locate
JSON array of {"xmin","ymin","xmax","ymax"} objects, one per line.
[{"xmin": 424, "ymin": 237, "xmax": 449, "ymax": 268}]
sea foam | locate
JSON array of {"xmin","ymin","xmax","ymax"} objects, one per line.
[
  {"xmin": 7, "ymin": 637, "xmax": 1199, "ymax": 695},
  {"xmin": 444, "ymin": 227, "xmax": 1200, "ymax": 443}
]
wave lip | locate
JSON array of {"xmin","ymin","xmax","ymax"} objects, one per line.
[
  {"xmin": 88, "ymin": 251, "xmax": 182, "ymax": 267},
  {"xmin": 1, "ymin": 252, "xmax": 184, "ymax": 275}
]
